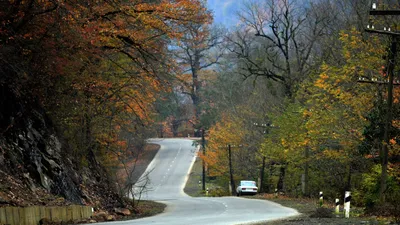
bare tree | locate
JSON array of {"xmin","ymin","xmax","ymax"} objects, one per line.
[
  {"xmin": 113, "ymin": 137, "xmax": 155, "ymax": 207},
  {"xmin": 128, "ymin": 170, "xmax": 153, "ymax": 207},
  {"xmin": 174, "ymin": 23, "xmax": 225, "ymax": 131},
  {"xmin": 223, "ymin": 0, "xmax": 337, "ymax": 193},
  {"xmin": 228, "ymin": 0, "xmax": 333, "ymax": 98}
]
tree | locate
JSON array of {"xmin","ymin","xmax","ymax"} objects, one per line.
[
  {"xmin": 299, "ymin": 29, "xmax": 385, "ymax": 195},
  {"xmin": 174, "ymin": 22, "xmax": 225, "ymax": 133},
  {"xmin": 199, "ymin": 113, "xmax": 247, "ymax": 192},
  {"xmin": 0, "ymin": 0, "xmax": 212, "ymax": 202},
  {"xmin": 256, "ymin": 29, "xmax": 386, "ymax": 197},
  {"xmin": 228, "ymin": 0, "xmax": 333, "ymax": 98}
]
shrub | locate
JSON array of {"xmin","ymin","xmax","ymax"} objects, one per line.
[
  {"xmin": 354, "ymin": 164, "xmax": 400, "ymax": 217},
  {"xmin": 309, "ymin": 207, "xmax": 333, "ymax": 218},
  {"xmin": 209, "ymin": 187, "xmax": 230, "ymax": 197}
]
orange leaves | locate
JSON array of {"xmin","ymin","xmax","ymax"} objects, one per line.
[
  {"xmin": 314, "ymin": 72, "xmax": 329, "ymax": 89},
  {"xmin": 1, "ymin": 0, "xmax": 212, "ymax": 170},
  {"xmin": 388, "ymin": 162, "xmax": 400, "ymax": 183},
  {"xmin": 95, "ymin": 0, "xmax": 211, "ymax": 45},
  {"xmin": 161, "ymin": 117, "xmax": 174, "ymax": 137},
  {"xmin": 203, "ymin": 114, "xmax": 247, "ymax": 176},
  {"xmin": 198, "ymin": 149, "xmax": 227, "ymax": 177},
  {"xmin": 319, "ymin": 73, "xmax": 329, "ymax": 80}
]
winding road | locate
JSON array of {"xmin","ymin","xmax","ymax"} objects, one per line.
[{"xmin": 97, "ymin": 138, "xmax": 298, "ymax": 225}]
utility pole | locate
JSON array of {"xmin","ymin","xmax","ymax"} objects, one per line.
[
  {"xmin": 381, "ymin": 39, "xmax": 396, "ymax": 202},
  {"xmin": 228, "ymin": 144, "xmax": 236, "ymax": 195},
  {"xmin": 201, "ymin": 129, "xmax": 206, "ymax": 191},
  {"xmin": 364, "ymin": 2, "xmax": 400, "ymax": 202},
  {"xmin": 253, "ymin": 123, "xmax": 269, "ymax": 193},
  {"xmin": 260, "ymin": 156, "xmax": 266, "ymax": 193},
  {"xmin": 219, "ymin": 144, "xmax": 241, "ymax": 195},
  {"xmin": 303, "ymin": 146, "xmax": 310, "ymax": 196},
  {"xmin": 253, "ymin": 122, "xmax": 278, "ymax": 193}
]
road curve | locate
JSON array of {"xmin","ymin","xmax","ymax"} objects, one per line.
[{"xmin": 96, "ymin": 138, "xmax": 298, "ymax": 225}]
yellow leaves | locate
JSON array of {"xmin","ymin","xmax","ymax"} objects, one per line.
[
  {"xmin": 303, "ymin": 109, "xmax": 312, "ymax": 118},
  {"xmin": 334, "ymin": 88, "xmax": 341, "ymax": 96},
  {"xmin": 122, "ymin": 0, "xmax": 210, "ymax": 40},
  {"xmin": 388, "ymin": 162, "xmax": 400, "ymax": 183},
  {"xmin": 300, "ymin": 28, "xmax": 388, "ymax": 165},
  {"xmin": 203, "ymin": 113, "xmax": 248, "ymax": 176},
  {"xmin": 319, "ymin": 149, "xmax": 348, "ymax": 162},
  {"xmin": 339, "ymin": 32, "xmax": 349, "ymax": 41},
  {"xmin": 320, "ymin": 73, "xmax": 329, "ymax": 80},
  {"xmin": 314, "ymin": 77, "xmax": 328, "ymax": 89},
  {"xmin": 280, "ymin": 138, "xmax": 287, "ymax": 147}
]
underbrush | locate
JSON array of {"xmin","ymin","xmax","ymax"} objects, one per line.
[
  {"xmin": 253, "ymin": 194, "xmax": 396, "ymax": 225},
  {"xmin": 123, "ymin": 200, "xmax": 166, "ymax": 219}
]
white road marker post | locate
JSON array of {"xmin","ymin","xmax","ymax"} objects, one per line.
[
  {"xmin": 274, "ymin": 188, "xmax": 278, "ymax": 198},
  {"xmin": 335, "ymin": 198, "xmax": 340, "ymax": 214},
  {"xmin": 319, "ymin": 191, "xmax": 323, "ymax": 207},
  {"xmin": 206, "ymin": 188, "xmax": 209, "ymax": 196},
  {"xmin": 344, "ymin": 191, "xmax": 351, "ymax": 218}
]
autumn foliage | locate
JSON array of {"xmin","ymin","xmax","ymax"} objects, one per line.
[
  {"xmin": 204, "ymin": 25, "xmax": 400, "ymax": 212},
  {"xmin": 199, "ymin": 114, "xmax": 247, "ymax": 177},
  {"xmin": 0, "ymin": 0, "xmax": 210, "ymax": 169}
]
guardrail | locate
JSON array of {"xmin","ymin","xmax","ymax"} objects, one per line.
[{"xmin": 0, "ymin": 205, "xmax": 93, "ymax": 225}]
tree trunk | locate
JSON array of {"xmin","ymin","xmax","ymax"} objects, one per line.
[
  {"xmin": 346, "ymin": 163, "xmax": 351, "ymax": 192},
  {"xmin": 303, "ymin": 146, "xmax": 309, "ymax": 196},
  {"xmin": 259, "ymin": 156, "xmax": 266, "ymax": 193},
  {"xmin": 202, "ymin": 129, "xmax": 206, "ymax": 191},
  {"xmin": 228, "ymin": 145, "xmax": 236, "ymax": 195},
  {"xmin": 172, "ymin": 119, "xmax": 179, "ymax": 137},
  {"xmin": 191, "ymin": 50, "xmax": 201, "ymax": 136},
  {"xmin": 277, "ymin": 165, "xmax": 286, "ymax": 192}
]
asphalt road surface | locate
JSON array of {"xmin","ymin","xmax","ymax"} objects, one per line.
[{"xmin": 98, "ymin": 138, "xmax": 298, "ymax": 225}]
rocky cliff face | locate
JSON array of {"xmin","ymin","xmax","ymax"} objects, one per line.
[{"xmin": 0, "ymin": 85, "xmax": 121, "ymax": 208}]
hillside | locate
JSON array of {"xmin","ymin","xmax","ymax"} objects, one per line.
[{"xmin": 0, "ymin": 84, "xmax": 121, "ymax": 210}]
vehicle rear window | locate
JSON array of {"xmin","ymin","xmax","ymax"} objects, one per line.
[{"xmin": 241, "ymin": 181, "xmax": 256, "ymax": 186}]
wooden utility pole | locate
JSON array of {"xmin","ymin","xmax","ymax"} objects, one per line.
[
  {"xmin": 259, "ymin": 156, "xmax": 266, "ymax": 193},
  {"xmin": 253, "ymin": 122, "xmax": 274, "ymax": 193},
  {"xmin": 202, "ymin": 129, "xmax": 206, "ymax": 191},
  {"xmin": 365, "ymin": 3, "xmax": 400, "ymax": 202},
  {"xmin": 228, "ymin": 144, "xmax": 236, "ymax": 195},
  {"xmin": 380, "ymin": 37, "xmax": 396, "ymax": 201}
]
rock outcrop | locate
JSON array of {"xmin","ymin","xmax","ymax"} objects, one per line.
[
  {"xmin": 0, "ymin": 84, "xmax": 121, "ymax": 208},
  {"xmin": 0, "ymin": 85, "xmax": 82, "ymax": 205}
]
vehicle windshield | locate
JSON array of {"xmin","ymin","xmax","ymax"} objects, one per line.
[{"xmin": 241, "ymin": 181, "xmax": 256, "ymax": 186}]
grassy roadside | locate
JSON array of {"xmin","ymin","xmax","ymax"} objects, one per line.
[
  {"xmin": 249, "ymin": 195, "xmax": 387, "ymax": 225},
  {"xmin": 120, "ymin": 200, "xmax": 166, "ymax": 220},
  {"xmin": 184, "ymin": 156, "xmax": 230, "ymax": 197},
  {"xmin": 184, "ymin": 158, "xmax": 394, "ymax": 225},
  {"xmin": 184, "ymin": 156, "xmax": 206, "ymax": 197}
]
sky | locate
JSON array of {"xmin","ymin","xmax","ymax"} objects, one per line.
[{"xmin": 206, "ymin": 0, "xmax": 241, "ymax": 29}]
